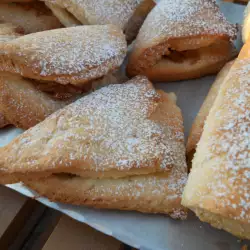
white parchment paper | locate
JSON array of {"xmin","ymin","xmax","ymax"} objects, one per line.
[{"xmin": 1, "ymin": 2, "xmax": 249, "ymax": 250}]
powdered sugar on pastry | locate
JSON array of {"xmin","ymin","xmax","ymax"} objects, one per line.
[
  {"xmin": 44, "ymin": 0, "xmax": 144, "ymax": 30},
  {"xmin": 0, "ymin": 25, "xmax": 127, "ymax": 85},
  {"xmin": 0, "ymin": 76, "xmax": 187, "ymax": 180},
  {"xmin": 138, "ymin": 0, "xmax": 237, "ymax": 43}
]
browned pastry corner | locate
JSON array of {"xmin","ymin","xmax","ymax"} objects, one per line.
[
  {"xmin": 0, "ymin": 25, "xmax": 127, "ymax": 86},
  {"xmin": 182, "ymin": 41, "xmax": 250, "ymax": 238},
  {"xmin": 0, "ymin": 23, "xmax": 24, "ymax": 43},
  {"xmin": 186, "ymin": 59, "xmax": 235, "ymax": 169},
  {"xmin": 127, "ymin": 0, "xmax": 237, "ymax": 82},
  {"xmin": 0, "ymin": 2, "xmax": 62, "ymax": 34},
  {"xmin": 0, "ymin": 76, "xmax": 187, "ymax": 190},
  {"xmin": 243, "ymin": 1, "xmax": 250, "ymax": 43},
  {"xmin": 0, "ymin": 73, "xmax": 69, "ymax": 130},
  {"xmin": 43, "ymin": 0, "xmax": 155, "ymax": 42}
]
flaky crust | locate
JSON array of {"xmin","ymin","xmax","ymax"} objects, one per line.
[
  {"xmin": 0, "ymin": 73, "xmax": 68, "ymax": 130},
  {"xmin": 43, "ymin": 0, "xmax": 154, "ymax": 42},
  {"xmin": 243, "ymin": 2, "xmax": 250, "ymax": 43},
  {"xmin": 24, "ymin": 168, "xmax": 187, "ymax": 218},
  {"xmin": 0, "ymin": 2, "xmax": 62, "ymax": 34},
  {"xmin": 127, "ymin": 0, "xmax": 237, "ymax": 82},
  {"xmin": 0, "ymin": 23, "xmax": 24, "ymax": 43},
  {"xmin": 186, "ymin": 60, "xmax": 235, "ymax": 168},
  {"xmin": 182, "ymin": 42, "xmax": 250, "ymax": 239},
  {"xmin": 0, "ymin": 76, "xmax": 186, "ymax": 184},
  {"xmin": 45, "ymin": 2, "xmax": 81, "ymax": 27},
  {"xmin": 0, "ymin": 25, "xmax": 127, "ymax": 86}
]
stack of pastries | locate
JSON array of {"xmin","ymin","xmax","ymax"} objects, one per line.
[{"xmin": 0, "ymin": 0, "xmax": 249, "ymax": 241}]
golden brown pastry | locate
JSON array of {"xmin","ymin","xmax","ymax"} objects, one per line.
[
  {"xmin": 0, "ymin": 76, "xmax": 187, "ymax": 217},
  {"xmin": 186, "ymin": 60, "xmax": 235, "ymax": 168},
  {"xmin": 182, "ymin": 42, "xmax": 250, "ymax": 238},
  {"xmin": 127, "ymin": 0, "xmax": 237, "ymax": 82},
  {"xmin": 0, "ymin": 2, "xmax": 62, "ymax": 34},
  {"xmin": 0, "ymin": 25, "xmax": 127, "ymax": 86},
  {"xmin": 24, "ymin": 168, "xmax": 187, "ymax": 217},
  {"xmin": 43, "ymin": 0, "xmax": 155, "ymax": 42},
  {"xmin": 0, "ymin": 76, "xmax": 187, "ymax": 181},
  {"xmin": 45, "ymin": 2, "xmax": 81, "ymax": 27},
  {"xmin": 0, "ymin": 23, "xmax": 23, "ymax": 42},
  {"xmin": 243, "ymin": 2, "xmax": 250, "ymax": 44},
  {"xmin": 0, "ymin": 73, "xmax": 69, "ymax": 129}
]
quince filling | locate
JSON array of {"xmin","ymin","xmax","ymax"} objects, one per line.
[{"xmin": 160, "ymin": 40, "xmax": 231, "ymax": 65}]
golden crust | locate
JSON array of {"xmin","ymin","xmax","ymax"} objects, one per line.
[
  {"xmin": 0, "ymin": 25, "xmax": 127, "ymax": 86},
  {"xmin": 0, "ymin": 73, "xmax": 68, "ymax": 130},
  {"xmin": 45, "ymin": 2, "xmax": 81, "ymax": 27},
  {"xmin": 24, "ymin": 168, "xmax": 187, "ymax": 218},
  {"xmin": 243, "ymin": 2, "xmax": 250, "ymax": 43},
  {"xmin": 0, "ymin": 76, "xmax": 187, "ymax": 185},
  {"xmin": 0, "ymin": 2, "xmax": 62, "ymax": 34},
  {"xmin": 43, "ymin": 0, "xmax": 154, "ymax": 42},
  {"xmin": 182, "ymin": 42, "xmax": 250, "ymax": 239},
  {"xmin": 186, "ymin": 60, "xmax": 235, "ymax": 168},
  {"xmin": 127, "ymin": 0, "xmax": 237, "ymax": 82}
]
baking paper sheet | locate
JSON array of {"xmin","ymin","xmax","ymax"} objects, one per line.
[{"xmin": 1, "ymin": 1, "xmax": 249, "ymax": 249}]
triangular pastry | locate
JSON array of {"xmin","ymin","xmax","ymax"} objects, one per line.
[
  {"xmin": 24, "ymin": 167, "xmax": 187, "ymax": 217},
  {"xmin": 0, "ymin": 25, "xmax": 127, "ymax": 86},
  {"xmin": 0, "ymin": 76, "xmax": 187, "ymax": 217},
  {"xmin": 182, "ymin": 41, "xmax": 250, "ymax": 238},
  {"xmin": 0, "ymin": 75, "xmax": 187, "ymax": 184},
  {"xmin": 43, "ymin": 0, "xmax": 155, "ymax": 43},
  {"xmin": 0, "ymin": 71, "xmax": 126, "ymax": 129},
  {"xmin": 0, "ymin": 25, "xmax": 125, "ymax": 129},
  {"xmin": 0, "ymin": 2, "xmax": 62, "ymax": 34},
  {"xmin": 0, "ymin": 112, "xmax": 8, "ymax": 128},
  {"xmin": 0, "ymin": 23, "xmax": 23, "ymax": 43},
  {"xmin": 127, "ymin": 0, "xmax": 237, "ymax": 82},
  {"xmin": 186, "ymin": 59, "xmax": 235, "ymax": 168}
]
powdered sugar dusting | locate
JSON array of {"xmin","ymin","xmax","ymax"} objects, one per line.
[
  {"xmin": 137, "ymin": 0, "xmax": 237, "ymax": 43},
  {"xmin": 47, "ymin": 0, "xmax": 144, "ymax": 30},
  {"xmin": 2, "ymin": 76, "xmax": 186, "ymax": 178},
  {"xmin": 1, "ymin": 25, "xmax": 127, "ymax": 85}
]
